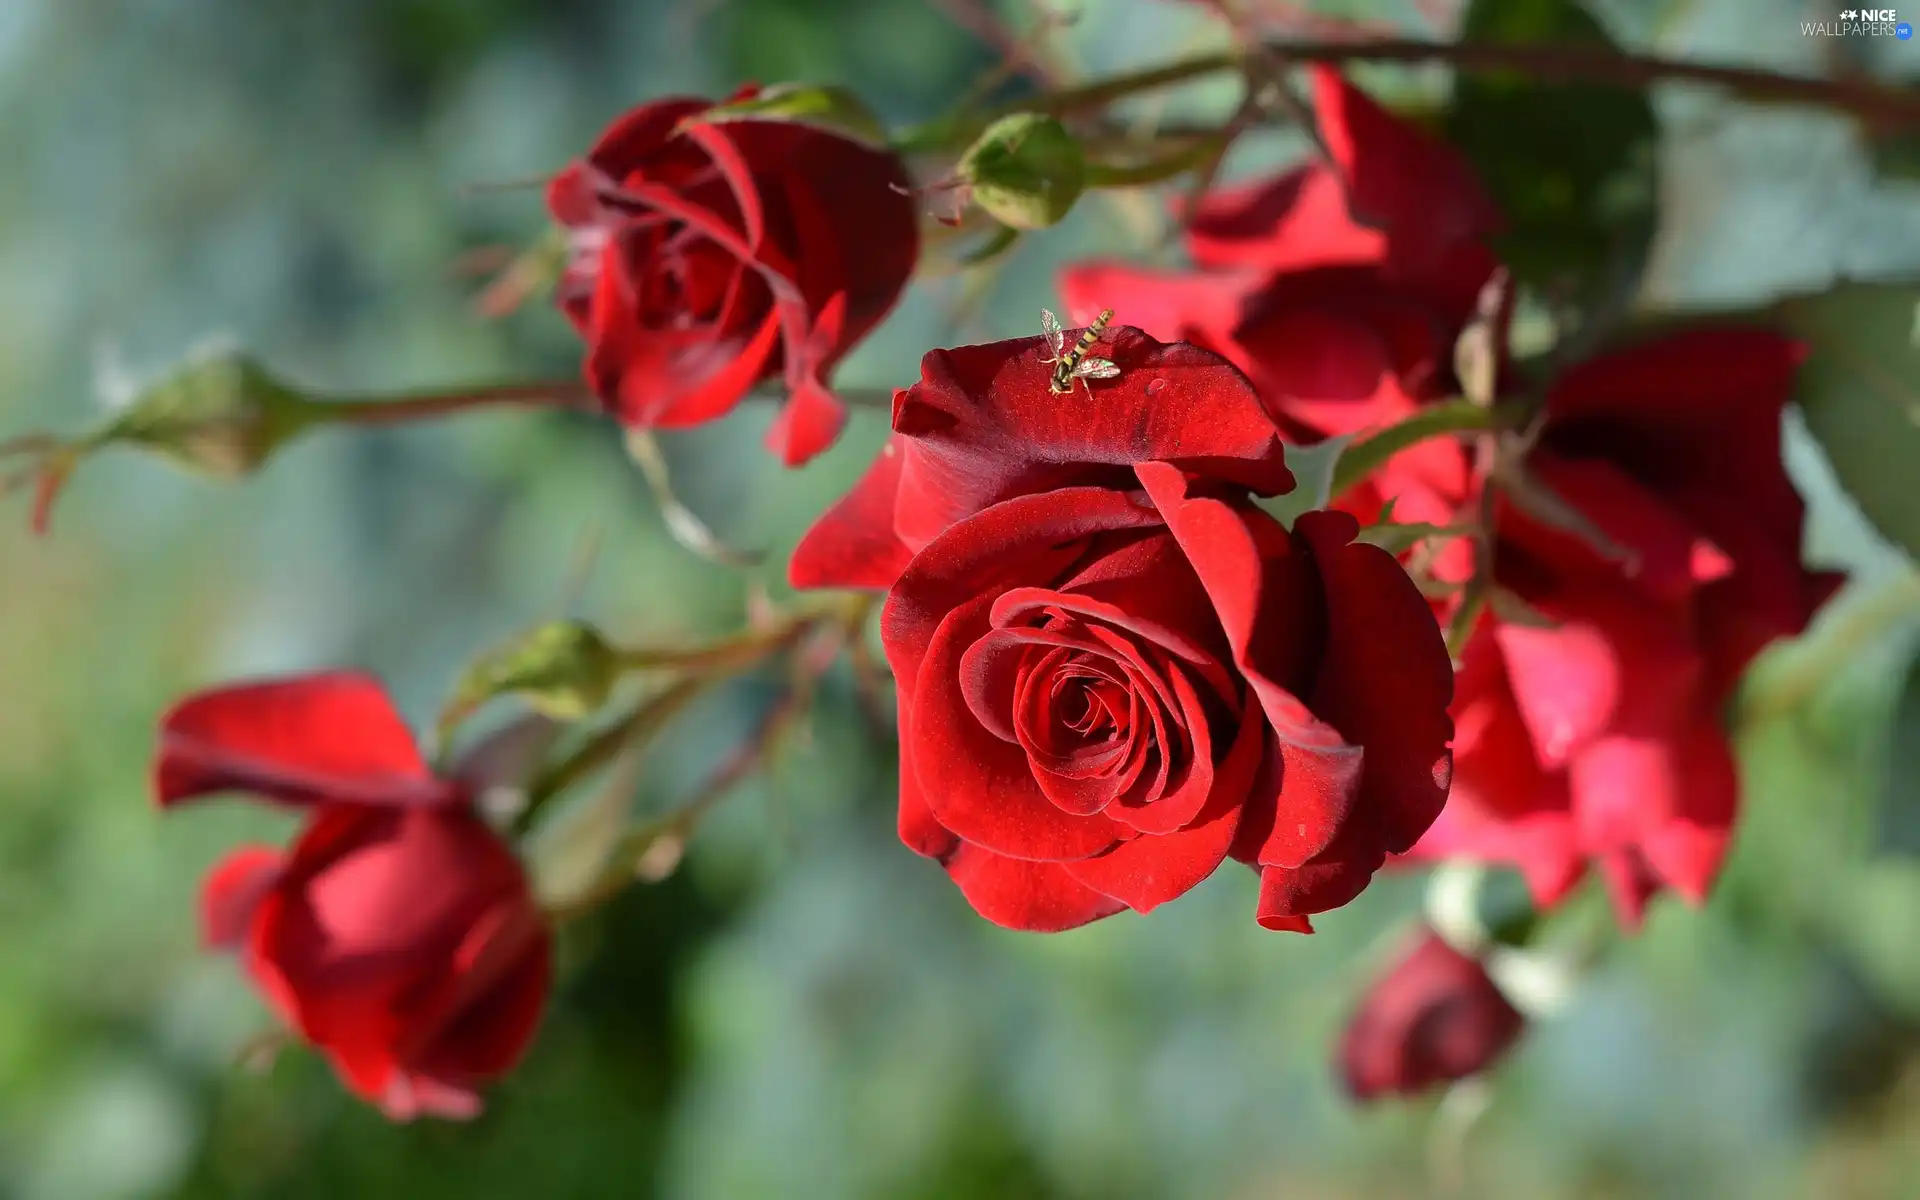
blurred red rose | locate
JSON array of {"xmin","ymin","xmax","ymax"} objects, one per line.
[
  {"xmin": 156, "ymin": 672, "xmax": 552, "ymax": 1120},
  {"xmin": 1407, "ymin": 330, "xmax": 1846, "ymax": 923},
  {"xmin": 1339, "ymin": 928, "xmax": 1523, "ymax": 1100},
  {"xmin": 789, "ymin": 324, "xmax": 1454, "ymax": 933},
  {"xmin": 1060, "ymin": 66, "xmax": 1499, "ymax": 442},
  {"xmin": 548, "ymin": 89, "xmax": 919, "ymax": 465}
]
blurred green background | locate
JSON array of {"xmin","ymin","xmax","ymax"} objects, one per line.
[{"xmin": 3, "ymin": 0, "xmax": 1920, "ymax": 1196}]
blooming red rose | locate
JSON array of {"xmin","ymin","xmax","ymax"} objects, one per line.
[
  {"xmin": 1338, "ymin": 928, "xmax": 1524, "ymax": 1100},
  {"xmin": 1406, "ymin": 330, "xmax": 1846, "ymax": 923},
  {"xmin": 155, "ymin": 672, "xmax": 552, "ymax": 1120},
  {"xmin": 789, "ymin": 323, "xmax": 1455, "ymax": 932},
  {"xmin": 548, "ymin": 89, "xmax": 919, "ymax": 465}
]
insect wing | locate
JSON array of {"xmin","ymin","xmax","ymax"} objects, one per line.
[
  {"xmin": 1040, "ymin": 308, "xmax": 1065, "ymax": 354},
  {"xmin": 1074, "ymin": 358, "xmax": 1121, "ymax": 380}
]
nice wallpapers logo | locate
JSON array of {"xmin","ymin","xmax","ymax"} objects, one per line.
[{"xmin": 1803, "ymin": 8, "xmax": 1914, "ymax": 35}]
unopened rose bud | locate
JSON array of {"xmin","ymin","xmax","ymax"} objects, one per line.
[
  {"xmin": 1, "ymin": 349, "xmax": 320, "ymax": 532},
  {"xmin": 105, "ymin": 349, "xmax": 320, "ymax": 478},
  {"xmin": 1338, "ymin": 929, "xmax": 1526, "ymax": 1101},
  {"xmin": 443, "ymin": 620, "xmax": 623, "ymax": 734},
  {"xmin": 958, "ymin": 114, "xmax": 1086, "ymax": 231}
]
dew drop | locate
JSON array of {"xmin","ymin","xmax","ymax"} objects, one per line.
[{"xmin": 1145, "ymin": 377, "xmax": 1167, "ymax": 396}]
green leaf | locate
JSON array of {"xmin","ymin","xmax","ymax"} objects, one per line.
[
  {"xmin": 1328, "ymin": 399, "xmax": 1496, "ymax": 501},
  {"xmin": 680, "ymin": 83, "xmax": 889, "ymax": 150},
  {"xmin": 1772, "ymin": 282, "xmax": 1920, "ymax": 560},
  {"xmin": 1260, "ymin": 434, "xmax": 1357, "ymax": 527},
  {"xmin": 1444, "ymin": 0, "xmax": 1660, "ymax": 299},
  {"xmin": 1355, "ymin": 520, "xmax": 1470, "ymax": 556}
]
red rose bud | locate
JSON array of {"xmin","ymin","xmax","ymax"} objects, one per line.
[
  {"xmin": 155, "ymin": 672, "xmax": 552, "ymax": 1120},
  {"xmin": 547, "ymin": 87, "xmax": 919, "ymax": 467},
  {"xmin": 1338, "ymin": 929, "xmax": 1525, "ymax": 1101},
  {"xmin": 1, "ymin": 349, "xmax": 320, "ymax": 533},
  {"xmin": 789, "ymin": 324, "xmax": 1455, "ymax": 934},
  {"xmin": 1405, "ymin": 329, "xmax": 1846, "ymax": 926},
  {"xmin": 957, "ymin": 113, "xmax": 1086, "ymax": 231}
]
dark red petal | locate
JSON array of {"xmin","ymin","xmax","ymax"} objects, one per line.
[
  {"xmin": 1493, "ymin": 581, "xmax": 1702, "ymax": 769},
  {"xmin": 1186, "ymin": 165, "xmax": 1382, "ymax": 273},
  {"xmin": 1338, "ymin": 931, "xmax": 1524, "ymax": 1099},
  {"xmin": 1135, "ymin": 463, "xmax": 1364, "ymax": 868},
  {"xmin": 789, "ymin": 432, "xmax": 915, "ymax": 591},
  {"xmin": 909, "ymin": 593, "xmax": 1125, "ymax": 860},
  {"xmin": 404, "ymin": 903, "xmax": 552, "ymax": 1084},
  {"xmin": 1498, "ymin": 454, "xmax": 1731, "ymax": 598},
  {"xmin": 764, "ymin": 374, "xmax": 848, "ymax": 467},
  {"xmin": 587, "ymin": 241, "xmax": 782, "ymax": 430},
  {"xmin": 546, "ymin": 97, "xmax": 714, "ymax": 228},
  {"xmin": 943, "ymin": 842, "xmax": 1128, "ymax": 932},
  {"xmin": 266, "ymin": 809, "xmax": 528, "ymax": 992},
  {"xmin": 1571, "ymin": 717, "xmax": 1737, "ymax": 908},
  {"xmin": 201, "ymin": 846, "xmax": 282, "ymax": 950},
  {"xmin": 1057, "ymin": 260, "xmax": 1263, "ymax": 353},
  {"xmin": 1293, "ymin": 509, "xmax": 1455, "ymax": 854},
  {"xmin": 1307, "ymin": 66, "xmax": 1502, "ymax": 308},
  {"xmin": 1402, "ymin": 623, "xmax": 1583, "ymax": 908},
  {"xmin": 881, "ymin": 487, "xmax": 1164, "ymax": 709},
  {"xmin": 154, "ymin": 672, "xmax": 451, "ymax": 811},
  {"xmin": 752, "ymin": 122, "xmax": 917, "ymax": 353},
  {"xmin": 885, "ymin": 330, "xmax": 1293, "ymax": 553},
  {"xmin": 1545, "ymin": 329, "xmax": 1806, "ymax": 549},
  {"xmin": 1062, "ymin": 702, "xmax": 1263, "ymax": 911},
  {"xmin": 1255, "ymin": 838, "xmax": 1381, "ymax": 932}
]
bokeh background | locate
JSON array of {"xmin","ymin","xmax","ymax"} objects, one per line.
[{"xmin": 3, "ymin": 0, "xmax": 1920, "ymax": 1196}]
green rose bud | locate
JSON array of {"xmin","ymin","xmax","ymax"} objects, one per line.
[
  {"xmin": 958, "ymin": 113, "xmax": 1085, "ymax": 231},
  {"xmin": 103, "ymin": 349, "xmax": 321, "ymax": 479},
  {"xmin": 442, "ymin": 620, "xmax": 624, "ymax": 736}
]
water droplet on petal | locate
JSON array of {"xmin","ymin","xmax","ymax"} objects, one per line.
[{"xmin": 1145, "ymin": 377, "xmax": 1167, "ymax": 396}]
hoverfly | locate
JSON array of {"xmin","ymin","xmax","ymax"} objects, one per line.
[{"xmin": 1041, "ymin": 308, "xmax": 1120, "ymax": 397}]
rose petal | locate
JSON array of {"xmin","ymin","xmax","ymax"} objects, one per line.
[
  {"xmin": 155, "ymin": 672, "xmax": 451, "ymax": 811},
  {"xmin": 942, "ymin": 842, "xmax": 1127, "ymax": 932},
  {"xmin": 909, "ymin": 593, "xmax": 1126, "ymax": 860},
  {"xmin": 1293, "ymin": 508, "xmax": 1454, "ymax": 855},
  {"xmin": 1134, "ymin": 463, "xmax": 1364, "ymax": 869},
  {"xmin": 882, "ymin": 486, "xmax": 1164, "ymax": 708},
  {"xmin": 789, "ymin": 432, "xmax": 916, "ymax": 591},
  {"xmin": 1492, "ymin": 581, "xmax": 1701, "ymax": 769},
  {"xmin": 1062, "ymin": 700, "xmax": 1263, "ymax": 912},
  {"xmin": 201, "ymin": 846, "xmax": 283, "ymax": 950},
  {"xmin": 1498, "ymin": 454, "xmax": 1731, "ymax": 599},
  {"xmin": 884, "ymin": 330, "xmax": 1294, "ymax": 553},
  {"xmin": 1057, "ymin": 260, "xmax": 1264, "ymax": 358}
]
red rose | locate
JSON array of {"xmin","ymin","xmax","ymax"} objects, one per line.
[
  {"xmin": 789, "ymin": 324, "xmax": 1455, "ymax": 932},
  {"xmin": 1406, "ymin": 330, "xmax": 1846, "ymax": 922},
  {"xmin": 1338, "ymin": 929, "xmax": 1524, "ymax": 1100},
  {"xmin": 548, "ymin": 89, "xmax": 920, "ymax": 465},
  {"xmin": 1060, "ymin": 67, "xmax": 1499, "ymax": 442},
  {"xmin": 156, "ymin": 672, "xmax": 552, "ymax": 1120}
]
